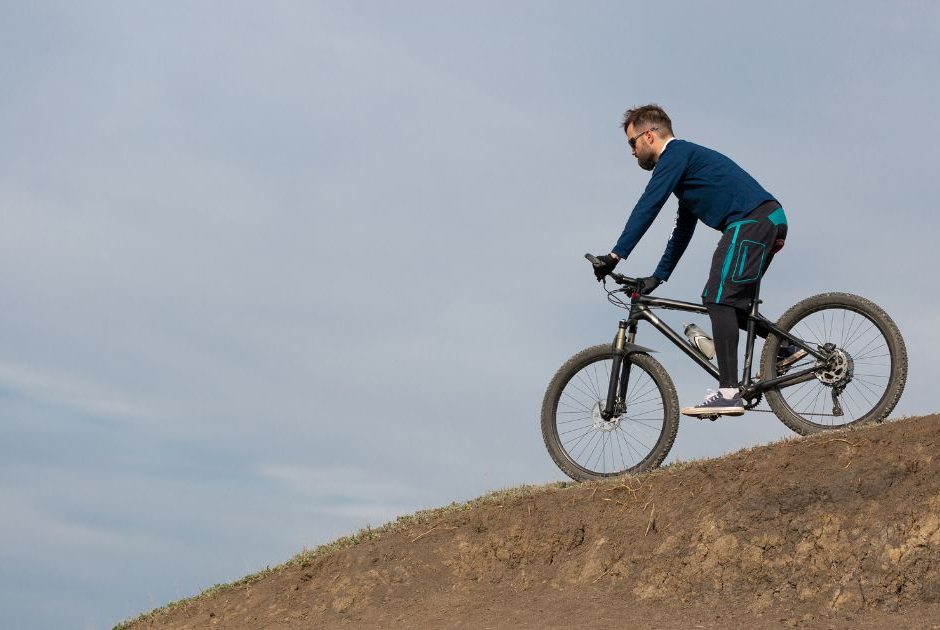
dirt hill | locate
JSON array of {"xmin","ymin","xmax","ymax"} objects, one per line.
[{"xmin": 119, "ymin": 415, "xmax": 940, "ymax": 629}]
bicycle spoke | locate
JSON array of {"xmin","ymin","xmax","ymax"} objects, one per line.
[
  {"xmin": 589, "ymin": 362, "xmax": 604, "ymax": 401},
  {"xmin": 559, "ymin": 393, "xmax": 595, "ymax": 414},
  {"xmin": 769, "ymin": 302, "xmax": 900, "ymax": 430},
  {"xmin": 616, "ymin": 423, "xmax": 654, "ymax": 456},
  {"xmin": 613, "ymin": 428, "xmax": 628, "ymax": 470},
  {"xmin": 550, "ymin": 352, "xmax": 672, "ymax": 476}
]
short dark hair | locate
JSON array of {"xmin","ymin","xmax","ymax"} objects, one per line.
[{"xmin": 622, "ymin": 104, "xmax": 673, "ymax": 137}]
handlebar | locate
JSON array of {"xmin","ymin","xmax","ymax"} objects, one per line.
[{"xmin": 584, "ymin": 253, "xmax": 639, "ymax": 288}]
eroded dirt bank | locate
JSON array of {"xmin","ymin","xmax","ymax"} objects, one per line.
[{"xmin": 123, "ymin": 415, "xmax": 940, "ymax": 629}]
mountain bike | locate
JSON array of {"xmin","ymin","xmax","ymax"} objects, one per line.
[{"xmin": 540, "ymin": 254, "xmax": 908, "ymax": 482}]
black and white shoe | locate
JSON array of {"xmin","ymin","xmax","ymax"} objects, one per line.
[{"xmin": 681, "ymin": 389, "xmax": 746, "ymax": 417}]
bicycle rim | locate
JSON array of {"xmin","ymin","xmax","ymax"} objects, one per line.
[
  {"xmin": 553, "ymin": 355, "xmax": 669, "ymax": 476},
  {"xmin": 771, "ymin": 305, "xmax": 895, "ymax": 428}
]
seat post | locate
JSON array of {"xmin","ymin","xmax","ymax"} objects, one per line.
[{"xmin": 750, "ymin": 276, "xmax": 762, "ymax": 317}]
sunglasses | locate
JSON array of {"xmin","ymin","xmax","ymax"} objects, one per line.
[{"xmin": 628, "ymin": 126, "xmax": 660, "ymax": 149}]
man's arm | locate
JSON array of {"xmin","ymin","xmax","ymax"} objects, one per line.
[
  {"xmin": 611, "ymin": 148, "xmax": 688, "ymax": 260},
  {"xmin": 653, "ymin": 204, "xmax": 697, "ymax": 281}
]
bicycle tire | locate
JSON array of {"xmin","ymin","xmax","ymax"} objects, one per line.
[
  {"xmin": 760, "ymin": 292, "xmax": 907, "ymax": 435},
  {"xmin": 541, "ymin": 345, "xmax": 680, "ymax": 482}
]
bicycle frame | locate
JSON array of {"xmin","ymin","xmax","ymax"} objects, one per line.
[{"xmin": 601, "ymin": 282, "xmax": 829, "ymax": 419}]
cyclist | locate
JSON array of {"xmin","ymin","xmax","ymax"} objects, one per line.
[{"xmin": 591, "ymin": 104, "xmax": 800, "ymax": 417}]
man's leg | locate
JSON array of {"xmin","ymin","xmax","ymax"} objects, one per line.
[
  {"xmin": 683, "ymin": 201, "xmax": 787, "ymax": 416},
  {"xmin": 682, "ymin": 225, "xmax": 748, "ymax": 417},
  {"xmin": 711, "ymin": 298, "xmax": 795, "ymax": 390},
  {"xmin": 708, "ymin": 302, "xmax": 742, "ymax": 389},
  {"xmin": 734, "ymin": 308, "xmax": 772, "ymax": 338}
]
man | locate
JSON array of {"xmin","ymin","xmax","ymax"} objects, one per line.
[{"xmin": 592, "ymin": 104, "xmax": 798, "ymax": 416}]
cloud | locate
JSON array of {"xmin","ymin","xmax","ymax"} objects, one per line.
[{"xmin": 0, "ymin": 361, "xmax": 155, "ymax": 421}]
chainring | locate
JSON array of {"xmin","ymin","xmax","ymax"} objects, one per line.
[{"xmin": 743, "ymin": 391, "xmax": 763, "ymax": 410}]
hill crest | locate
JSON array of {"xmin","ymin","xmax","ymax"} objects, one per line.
[{"xmin": 119, "ymin": 415, "xmax": 940, "ymax": 629}]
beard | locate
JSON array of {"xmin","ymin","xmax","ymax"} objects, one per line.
[{"xmin": 638, "ymin": 155, "xmax": 656, "ymax": 171}]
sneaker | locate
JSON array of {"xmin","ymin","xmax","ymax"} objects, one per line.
[{"xmin": 681, "ymin": 389, "xmax": 746, "ymax": 417}]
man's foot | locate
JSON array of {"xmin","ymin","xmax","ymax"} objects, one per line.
[{"xmin": 681, "ymin": 389, "xmax": 745, "ymax": 417}]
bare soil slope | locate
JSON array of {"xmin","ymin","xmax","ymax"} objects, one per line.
[{"xmin": 122, "ymin": 415, "xmax": 940, "ymax": 629}]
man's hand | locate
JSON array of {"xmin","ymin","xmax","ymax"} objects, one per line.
[
  {"xmin": 638, "ymin": 276, "xmax": 663, "ymax": 294},
  {"xmin": 591, "ymin": 253, "xmax": 619, "ymax": 281}
]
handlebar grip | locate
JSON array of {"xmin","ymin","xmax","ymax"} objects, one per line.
[{"xmin": 585, "ymin": 253, "xmax": 638, "ymax": 287}]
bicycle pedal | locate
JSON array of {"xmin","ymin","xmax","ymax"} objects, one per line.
[{"xmin": 700, "ymin": 414, "xmax": 720, "ymax": 422}]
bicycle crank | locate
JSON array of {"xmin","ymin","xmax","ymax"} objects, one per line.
[{"xmin": 743, "ymin": 391, "xmax": 763, "ymax": 410}]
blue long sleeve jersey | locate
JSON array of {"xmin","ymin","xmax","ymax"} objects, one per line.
[{"xmin": 612, "ymin": 139, "xmax": 776, "ymax": 281}]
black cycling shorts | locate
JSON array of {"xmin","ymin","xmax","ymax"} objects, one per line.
[{"xmin": 702, "ymin": 201, "xmax": 788, "ymax": 309}]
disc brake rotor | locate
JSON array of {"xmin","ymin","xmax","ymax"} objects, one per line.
[
  {"xmin": 592, "ymin": 402, "xmax": 621, "ymax": 432},
  {"xmin": 817, "ymin": 348, "xmax": 854, "ymax": 387}
]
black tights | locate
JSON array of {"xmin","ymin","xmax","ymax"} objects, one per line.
[{"xmin": 706, "ymin": 303, "xmax": 773, "ymax": 388}]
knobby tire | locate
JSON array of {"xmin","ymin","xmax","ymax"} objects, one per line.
[
  {"xmin": 760, "ymin": 292, "xmax": 907, "ymax": 435},
  {"xmin": 541, "ymin": 345, "xmax": 679, "ymax": 482}
]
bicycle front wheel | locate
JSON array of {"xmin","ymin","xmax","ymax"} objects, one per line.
[
  {"xmin": 760, "ymin": 292, "xmax": 907, "ymax": 435},
  {"xmin": 541, "ymin": 344, "xmax": 679, "ymax": 482}
]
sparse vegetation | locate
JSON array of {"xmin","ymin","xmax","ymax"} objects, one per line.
[
  {"xmin": 116, "ymin": 415, "xmax": 940, "ymax": 630},
  {"xmin": 114, "ymin": 481, "xmax": 574, "ymax": 629}
]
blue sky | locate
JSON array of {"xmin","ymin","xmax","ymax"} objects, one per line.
[{"xmin": 2, "ymin": 2, "xmax": 938, "ymax": 628}]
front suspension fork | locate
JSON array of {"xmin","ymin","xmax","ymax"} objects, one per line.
[{"xmin": 602, "ymin": 321, "xmax": 636, "ymax": 420}]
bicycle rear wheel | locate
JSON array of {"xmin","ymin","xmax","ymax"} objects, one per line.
[
  {"xmin": 541, "ymin": 344, "xmax": 679, "ymax": 482},
  {"xmin": 760, "ymin": 292, "xmax": 907, "ymax": 435}
]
